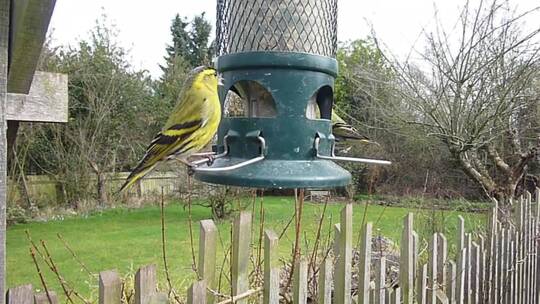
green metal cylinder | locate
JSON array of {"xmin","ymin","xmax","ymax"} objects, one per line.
[{"xmin": 194, "ymin": 52, "xmax": 351, "ymax": 188}]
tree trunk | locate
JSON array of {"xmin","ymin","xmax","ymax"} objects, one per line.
[
  {"xmin": 96, "ymin": 172, "xmax": 107, "ymax": 207},
  {"xmin": 88, "ymin": 160, "xmax": 108, "ymax": 207},
  {"xmin": 455, "ymin": 152, "xmax": 496, "ymax": 198}
]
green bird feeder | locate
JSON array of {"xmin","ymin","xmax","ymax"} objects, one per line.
[{"xmin": 193, "ymin": 0, "xmax": 390, "ymax": 188}]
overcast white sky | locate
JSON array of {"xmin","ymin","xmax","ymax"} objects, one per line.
[{"xmin": 48, "ymin": 0, "xmax": 539, "ymax": 78}]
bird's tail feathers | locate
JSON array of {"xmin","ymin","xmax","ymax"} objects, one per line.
[
  {"xmin": 333, "ymin": 124, "xmax": 381, "ymax": 146},
  {"xmin": 118, "ymin": 162, "xmax": 158, "ymax": 192},
  {"xmin": 333, "ymin": 124, "xmax": 367, "ymax": 140}
]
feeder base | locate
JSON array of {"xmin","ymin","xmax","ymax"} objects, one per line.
[{"xmin": 194, "ymin": 158, "xmax": 351, "ymax": 189}]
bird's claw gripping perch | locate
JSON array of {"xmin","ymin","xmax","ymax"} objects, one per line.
[
  {"xmin": 186, "ymin": 157, "xmax": 212, "ymax": 176},
  {"xmin": 205, "ymin": 154, "xmax": 215, "ymax": 166}
]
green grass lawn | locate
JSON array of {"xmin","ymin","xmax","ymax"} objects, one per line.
[{"xmin": 7, "ymin": 196, "xmax": 486, "ymax": 301}]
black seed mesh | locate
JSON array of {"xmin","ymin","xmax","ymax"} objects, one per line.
[{"xmin": 216, "ymin": 0, "xmax": 338, "ymax": 57}]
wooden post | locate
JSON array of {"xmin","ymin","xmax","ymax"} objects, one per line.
[
  {"xmin": 367, "ymin": 283, "xmax": 375, "ymax": 304},
  {"xmin": 524, "ymin": 196, "xmax": 529, "ymax": 303},
  {"xmin": 0, "ymin": 3, "xmax": 63, "ymax": 302},
  {"xmin": 446, "ymin": 260, "xmax": 456, "ymax": 304},
  {"xmin": 333, "ymin": 223, "xmax": 341, "ymax": 256},
  {"xmin": 488, "ymin": 206, "xmax": 498, "ymax": 304},
  {"xmin": 198, "ymin": 220, "xmax": 217, "ymax": 304},
  {"xmin": 464, "ymin": 233, "xmax": 472, "ymax": 304},
  {"xmin": 34, "ymin": 292, "xmax": 58, "ymax": 304},
  {"xmin": 437, "ymin": 233, "xmax": 448, "ymax": 290},
  {"xmin": 456, "ymin": 216, "xmax": 467, "ymax": 303},
  {"xmin": 457, "ymin": 216, "xmax": 465, "ymax": 256},
  {"xmin": 530, "ymin": 210, "xmax": 535, "ymax": 304},
  {"xmin": 456, "ymin": 249, "xmax": 466, "ymax": 304},
  {"xmin": 527, "ymin": 194, "xmax": 533, "ymax": 304},
  {"xmin": 187, "ymin": 280, "xmax": 207, "ymax": 304},
  {"xmin": 417, "ymin": 264, "xmax": 428, "ymax": 304},
  {"xmin": 385, "ymin": 288, "xmax": 393, "ymax": 304},
  {"xmin": 536, "ymin": 188, "xmax": 540, "ymax": 303},
  {"xmin": 335, "ymin": 204, "xmax": 352, "ymax": 304},
  {"xmin": 292, "ymin": 259, "xmax": 307, "ymax": 304},
  {"xmin": 0, "ymin": 0, "xmax": 8, "ymax": 301},
  {"xmin": 508, "ymin": 239, "xmax": 515, "ymax": 304},
  {"xmin": 149, "ymin": 293, "xmax": 168, "ymax": 304},
  {"xmin": 536, "ymin": 187, "xmax": 540, "ymax": 219},
  {"xmin": 317, "ymin": 258, "xmax": 333, "ymax": 304},
  {"xmin": 135, "ymin": 264, "xmax": 157, "ymax": 304},
  {"xmin": 505, "ymin": 228, "xmax": 513, "ymax": 304},
  {"xmin": 375, "ymin": 256, "xmax": 386, "ymax": 304},
  {"xmin": 391, "ymin": 287, "xmax": 401, "ymax": 304},
  {"xmin": 263, "ymin": 230, "xmax": 279, "ymax": 304},
  {"xmin": 99, "ymin": 271, "xmax": 121, "ymax": 304},
  {"xmin": 400, "ymin": 213, "xmax": 414, "ymax": 304},
  {"xmin": 470, "ymin": 242, "xmax": 480, "ymax": 304},
  {"xmin": 435, "ymin": 290, "xmax": 449, "ymax": 304},
  {"xmin": 413, "ymin": 231, "xmax": 419, "ymax": 287},
  {"xmin": 232, "ymin": 211, "xmax": 251, "ymax": 304},
  {"xmin": 517, "ymin": 199, "xmax": 524, "ymax": 304},
  {"xmin": 527, "ymin": 194, "xmax": 534, "ymax": 304},
  {"xmin": 531, "ymin": 217, "xmax": 537, "ymax": 304},
  {"xmin": 428, "ymin": 233, "xmax": 438, "ymax": 303},
  {"xmin": 515, "ymin": 229, "xmax": 521, "ymax": 304},
  {"xmin": 496, "ymin": 226, "xmax": 503, "ymax": 303},
  {"xmin": 477, "ymin": 235, "xmax": 486, "ymax": 304},
  {"xmin": 6, "ymin": 284, "xmax": 32, "ymax": 304},
  {"xmin": 521, "ymin": 195, "xmax": 528, "ymax": 304},
  {"xmin": 357, "ymin": 222, "xmax": 372, "ymax": 304}
]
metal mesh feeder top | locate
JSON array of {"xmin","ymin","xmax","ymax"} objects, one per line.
[{"xmin": 216, "ymin": 0, "xmax": 338, "ymax": 57}]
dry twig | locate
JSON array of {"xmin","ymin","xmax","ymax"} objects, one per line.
[
  {"xmin": 40, "ymin": 240, "xmax": 76, "ymax": 304},
  {"xmin": 26, "ymin": 230, "xmax": 90, "ymax": 303},
  {"xmin": 278, "ymin": 213, "xmax": 295, "ymax": 240},
  {"xmin": 187, "ymin": 175, "xmax": 198, "ymax": 273},
  {"xmin": 255, "ymin": 194, "xmax": 265, "ymax": 283},
  {"xmin": 285, "ymin": 189, "xmax": 305, "ymax": 290},
  {"xmin": 160, "ymin": 187, "xmax": 181, "ymax": 303},
  {"xmin": 29, "ymin": 247, "xmax": 53, "ymax": 304},
  {"xmin": 56, "ymin": 233, "xmax": 93, "ymax": 277},
  {"xmin": 308, "ymin": 197, "xmax": 329, "ymax": 286}
]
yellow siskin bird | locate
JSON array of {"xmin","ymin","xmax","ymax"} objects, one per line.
[
  {"xmin": 119, "ymin": 66, "xmax": 222, "ymax": 191},
  {"xmin": 307, "ymin": 99, "xmax": 374, "ymax": 145},
  {"xmin": 331, "ymin": 111, "xmax": 372, "ymax": 144}
]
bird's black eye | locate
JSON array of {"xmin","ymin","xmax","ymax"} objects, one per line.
[{"xmin": 213, "ymin": 71, "xmax": 217, "ymax": 77}]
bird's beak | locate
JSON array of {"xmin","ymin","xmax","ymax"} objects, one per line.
[{"xmin": 217, "ymin": 74, "xmax": 224, "ymax": 86}]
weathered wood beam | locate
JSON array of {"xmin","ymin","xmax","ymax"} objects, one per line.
[
  {"xmin": 6, "ymin": 71, "xmax": 68, "ymax": 123},
  {"xmin": 0, "ymin": 0, "xmax": 8, "ymax": 303},
  {"xmin": 8, "ymin": 0, "xmax": 56, "ymax": 94}
]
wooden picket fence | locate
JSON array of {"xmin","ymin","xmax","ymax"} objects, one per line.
[{"xmin": 6, "ymin": 189, "xmax": 540, "ymax": 304}]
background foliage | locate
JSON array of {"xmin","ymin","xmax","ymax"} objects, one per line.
[{"xmin": 7, "ymin": 2, "xmax": 539, "ymax": 216}]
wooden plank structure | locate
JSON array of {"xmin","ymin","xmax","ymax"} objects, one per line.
[
  {"xmin": 6, "ymin": 189, "xmax": 540, "ymax": 303},
  {"xmin": 99, "ymin": 271, "xmax": 121, "ymax": 304},
  {"xmin": 0, "ymin": 1, "xmax": 8, "ymax": 302},
  {"xmin": 6, "ymin": 71, "xmax": 68, "ymax": 123},
  {"xmin": 0, "ymin": 0, "xmax": 68, "ymax": 301}
]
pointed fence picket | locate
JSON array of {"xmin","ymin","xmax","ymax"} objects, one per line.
[{"xmin": 7, "ymin": 188, "xmax": 540, "ymax": 304}]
